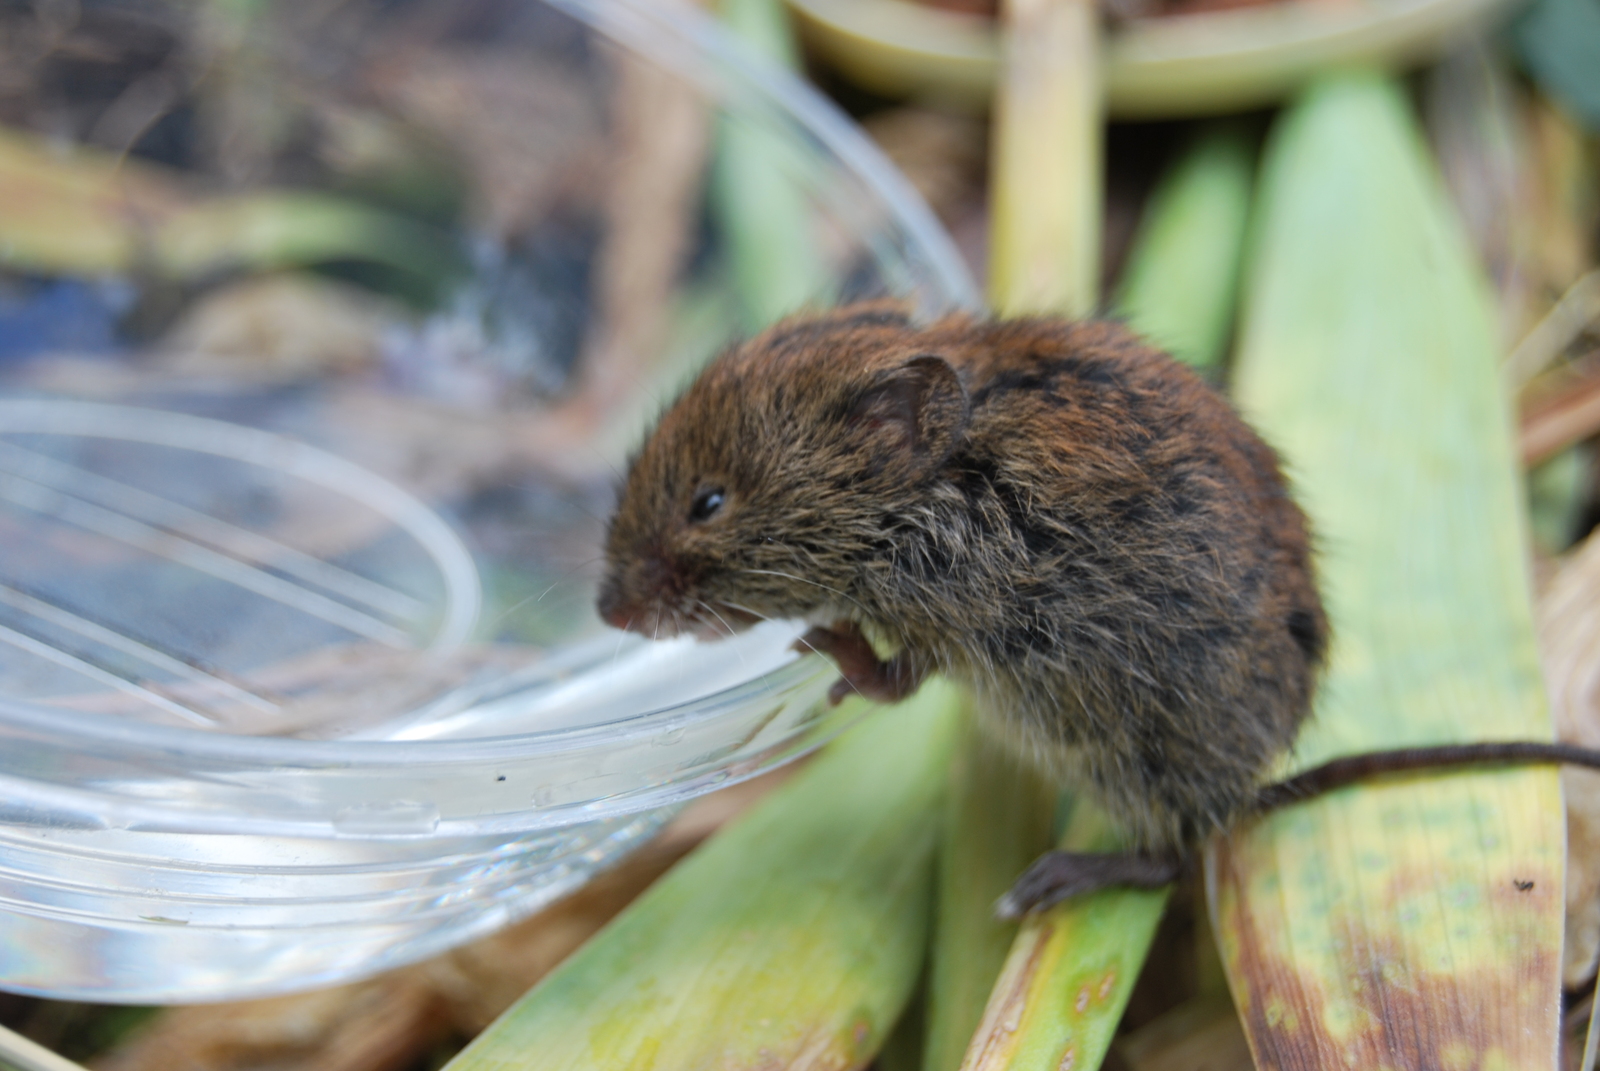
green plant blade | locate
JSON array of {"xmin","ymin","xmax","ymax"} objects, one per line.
[
  {"xmin": 722, "ymin": 0, "xmax": 805, "ymax": 68},
  {"xmin": 0, "ymin": 125, "xmax": 456, "ymax": 284},
  {"xmin": 713, "ymin": 0, "xmax": 830, "ymax": 330},
  {"xmin": 952, "ymin": 20, "xmax": 1267, "ymax": 1066},
  {"xmin": 442, "ymin": 683, "xmax": 961, "ymax": 1071},
  {"xmin": 959, "ymin": 804, "xmax": 1170, "ymax": 1071},
  {"xmin": 986, "ymin": 0, "xmax": 1100, "ymax": 318},
  {"xmin": 153, "ymin": 190, "xmax": 458, "ymax": 282},
  {"xmin": 1113, "ymin": 125, "xmax": 1254, "ymax": 374},
  {"xmin": 1216, "ymin": 72, "xmax": 1563, "ymax": 1069},
  {"xmin": 923, "ymin": 711, "xmax": 1056, "ymax": 1071}
]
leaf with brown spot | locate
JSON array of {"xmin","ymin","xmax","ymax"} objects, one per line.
[
  {"xmin": 958, "ymin": 805, "xmax": 1168, "ymax": 1071},
  {"xmin": 1219, "ymin": 73, "xmax": 1563, "ymax": 1071},
  {"xmin": 923, "ymin": 709, "xmax": 1057, "ymax": 1071}
]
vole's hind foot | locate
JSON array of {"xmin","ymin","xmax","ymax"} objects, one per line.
[
  {"xmin": 795, "ymin": 622, "xmax": 923, "ymax": 706},
  {"xmin": 995, "ymin": 849, "xmax": 1185, "ymax": 919}
]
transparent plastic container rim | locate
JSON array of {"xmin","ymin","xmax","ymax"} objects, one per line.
[{"xmin": 0, "ymin": 0, "xmax": 979, "ymax": 774}]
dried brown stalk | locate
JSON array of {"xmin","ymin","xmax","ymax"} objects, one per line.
[
  {"xmin": 574, "ymin": 47, "xmax": 712, "ymax": 416},
  {"xmin": 1537, "ymin": 529, "xmax": 1600, "ymax": 990},
  {"xmin": 1522, "ymin": 349, "xmax": 1600, "ymax": 467}
]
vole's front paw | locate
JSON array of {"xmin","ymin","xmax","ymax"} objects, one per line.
[{"xmin": 794, "ymin": 622, "xmax": 922, "ymax": 706}]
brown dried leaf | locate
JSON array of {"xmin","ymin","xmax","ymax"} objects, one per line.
[
  {"xmin": 158, "ymin": 274, "xmax": 407, "ymax": 382},
  {"xmin": 575, "ymin": 47, "xmax": 710, "ymax": 415},
  {"xmin": 368, "ymin": 49, "xmax": 603, "ymax": 238},
  {"xmin": 1116, "ymin": 994, "xmax": 1251, "ymax": 1071},
  {"xmin": 1521, "ymin": 348, "xmax": 1600, "ymax": 466},
  {"xmin": 1537, "ymin": 527, "xmax": 1600, "ymax": 988},
  {"xmin": 88, "ymin": 972, "xmax": 448, "ymax": 1071},
  {"xmin": 862, "ymin": 108, "xmax": 987, "ymax": 225}
]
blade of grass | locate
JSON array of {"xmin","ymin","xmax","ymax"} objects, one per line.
[
  {"xmin": 1113, "ymin": 125, "xmax": 1254, "ymax": 375},
  {"xmin": 0, "ymin": 1023, "xmax": 89, "ymax": 1071},
  {"xmin": 1526, "ymin": 445, "xmax": 1591, "ymax": 556},
  {"xmin": 923, "ymin": 712, "xmax": 1056, "ymax": 1071},
  {"xmin": 0, "ymin": 126, "xmax": 458, "ymax": 285},
  {"xmin": 152, "ymin": 191, "xmax": 458, "ymax": 281},
  {"xmin": 1215, "ymin": 72, "xmax": 1563, "ymax": 1069},
  {"xmin": 441, "ymin": 682, "xmax": 961, "ymax": 1071},
  {"xmin": 951, "ymin": 22, "xmax": 1273, "ymax": 1066},
  {"xmin": 713, "ymin": 0, "xmax": 830, "ymax": 330},
  {"xmin": 1505, "ymin": 268, "xmax": 1600, "ymax": 387},
  {"xmin": 958, "ymin": 804, "xmax": 1169, "ymax": 1071},
  {"xmin": 986, "ymin": 0, "xmax": 1100, "ymax": 318},
  {"xmin": 951, "ymin": 12, "xmax": 1265, "ymax": 1068}
]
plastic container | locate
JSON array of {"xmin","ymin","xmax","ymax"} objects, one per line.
[
  {"xmin": 0, "ymin": 0, "xmax": 976, "ymax": 1001},
  {"xmin": 786, "ymin": 0, "xmax": 1522, "ymax": 116}
]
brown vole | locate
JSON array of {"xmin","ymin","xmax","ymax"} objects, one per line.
[
  {"xmin": 597, "ymin": 302, "xmax": 1326, "ymax": 853},
  {"xmin": 598, "ymin": 302, "xmax": 1600, "ymax": 912}
]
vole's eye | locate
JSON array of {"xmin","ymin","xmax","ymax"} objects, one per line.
[{"xmin": 688, "ymin": 487, "xmax": 726, "ymax": 523}]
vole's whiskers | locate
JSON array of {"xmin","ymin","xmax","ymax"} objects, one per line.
[
  {"xmin": 696, "ymin": 599, "xmax": 738, "ymax": 638},
  {"xmin": 694, "ymin": 600, "xmax": 754, "ymax": 672},
  {"xmin": 485, "ymin": 557, "xmax": 606, "ymax": 631},
  {"xmin": 584, "ymin": 445, "xmax": 625, "ymax": 486},
  {"xmin": 737, "ymin": 569, "xmax": 872, "ymax": 617},
  {"xmin": 786, "ymin": 626, "xmax": 868, "ymax": 704},
  {"xmin": 718, "ymin": 600, "xmax": 773, "ymax": 624}
]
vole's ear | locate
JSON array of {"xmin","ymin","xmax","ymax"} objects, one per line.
[{"xmin": 847, "ymin": 355, "xmax": 969, "ymax": 475}]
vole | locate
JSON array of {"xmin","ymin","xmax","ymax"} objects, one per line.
[
  {"xmin": 599, "ymin": 302, "xmax": 1324, "ymax": 848},
  {"xmin": 597, "ymin": 302, "xmax": 1600, "ymax": 913}
]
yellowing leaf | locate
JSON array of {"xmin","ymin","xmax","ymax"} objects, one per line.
[
  {"xmin": 443, "ymin": 684, "xmax": 961, "ymax": 1071},
  {"xmin": 1217, "ymin": 72, "xmax": 1563, "ymax": 1070}
]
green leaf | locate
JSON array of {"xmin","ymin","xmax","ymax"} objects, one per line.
[
  {"xmin": 442, "ymin": 683, "xmax": 962, "ymax": 1071},
  {"xmin": 959, "ymin": 803, "xmax": 1169, "ymax": 1071},
  {"xmin": 986, "ymin": 0, "xmax": 1101, "ymax": 318},
  {"xmin": 712, "ymin": 0, "xmax": 830, "ymax": 330},
  {"xmin": 923, "ymin": 713, "xmax": 1055, "ymax": 1071},
  {"xmin": 1218, "ymin": 71, "xmax": 1563, "ymax": 1069},
  {"xmin": 0, "ymin": 125, "xmax": 459, "ymax": 285},
  {"xmin": 1114, "ymin": 125, "xmax": 1254, "ymax": 374}
]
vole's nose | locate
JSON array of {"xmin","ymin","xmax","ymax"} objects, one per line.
[
  {"xmin": 598, "ymin": 552, "xmax": 678, "ymax": 632},
  {"xmin": 596, "ymin": 586, "xmax": 636, "ymax": 631}
]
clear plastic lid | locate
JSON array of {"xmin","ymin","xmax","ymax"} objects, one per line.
[{"xmin": 0, "ymin": 0, "xmax": 978, "ymax": 839}]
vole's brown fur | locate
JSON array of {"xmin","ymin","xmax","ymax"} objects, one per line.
[{"xmin": 599, "ymin": 303, "xmax": 1326, "ymax": 851}]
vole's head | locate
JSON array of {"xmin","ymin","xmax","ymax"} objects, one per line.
[{"xmin": 597, "ymin": 305, "xmax": 970, "ymax": 639}]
